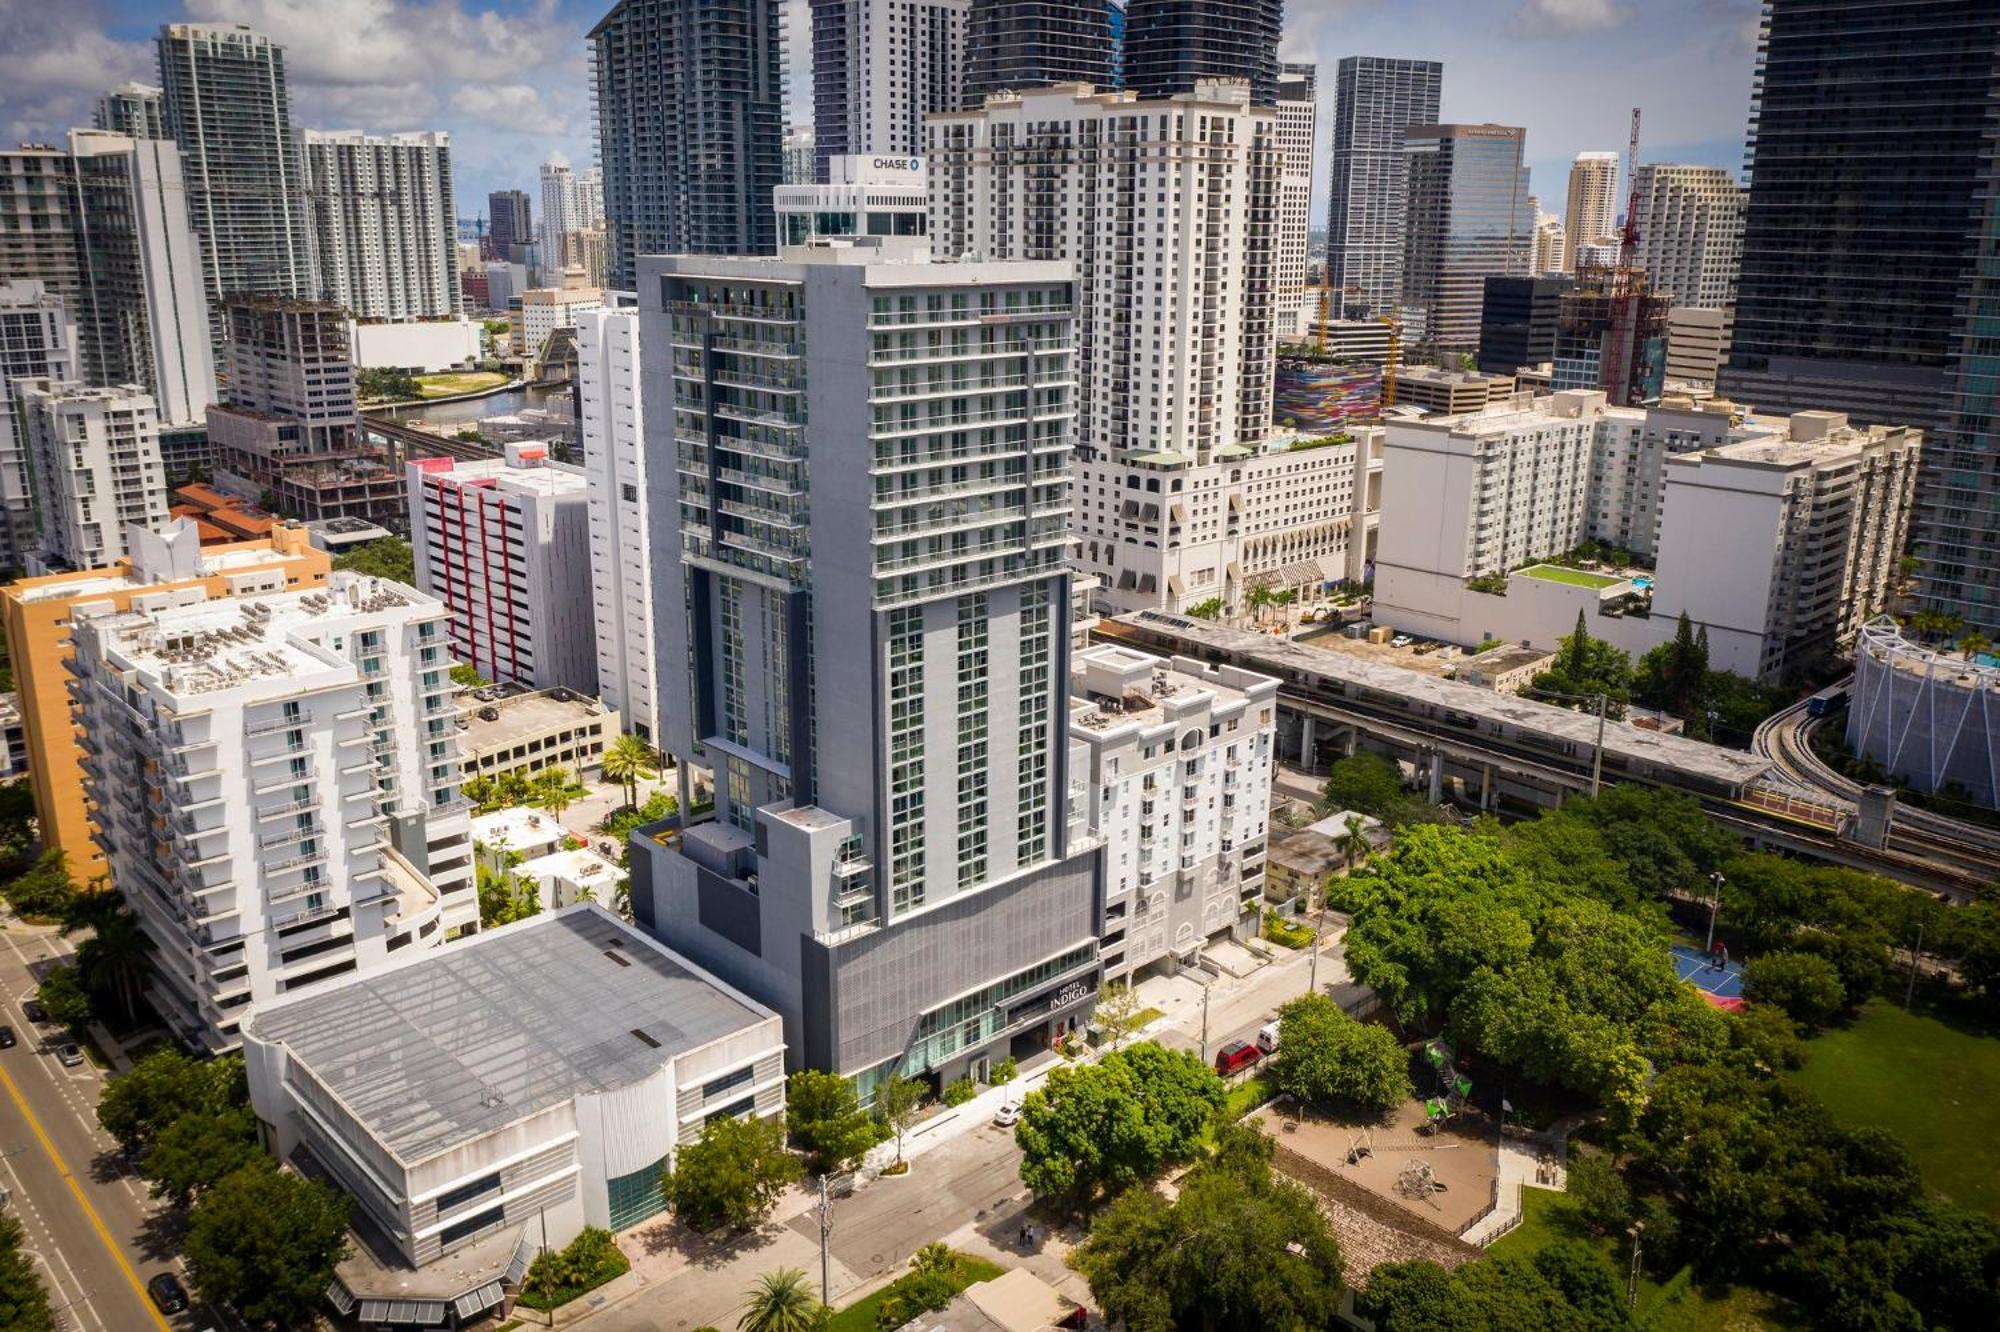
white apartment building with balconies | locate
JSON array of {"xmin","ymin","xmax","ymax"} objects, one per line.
[
  {"xmin": 578, "ymin": 305, "xmax": 654, "ymax": 738},
  {"xmin": 14, "ymin": 379, "xmax": 169, "ymax": 572},
  {"xmin": 1068, "ymin": 645, "xmax": 1276, "ymax": 982},
  {"xmin": 1276, "ymin": 63, "xmax": 1318, "ymax": 336},
  {"xmin": 1631, "ymin": 164, "xmax": 1743, "ymax": 311},
  {"xmin": 71, "ymin": 569, "xmax": 475, "ymax": 1052}
]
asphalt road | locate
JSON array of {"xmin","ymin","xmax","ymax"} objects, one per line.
[{"xmin": 0, "ymin": 921, "xmax": 194, "ymax": 1332}]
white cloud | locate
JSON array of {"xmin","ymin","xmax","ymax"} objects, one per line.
[
  {"xmin": 0, "ymin": 3, "xmax": 153, "ymax": 142},
  {"xmin": 187, "ymin": 0, "xmax": 575, "ymax": 87},
  {"xmin": 1510, "ymin": 0, "xmax": 1628, "ymax": 36},
  {"xmin": 450, "ymin": 83, "xmax": 567, "ymax": 136}
]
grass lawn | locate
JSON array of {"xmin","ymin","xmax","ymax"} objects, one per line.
[
  {"xmin": 828, "ymin": 1253, "xmax": 1004, "ymax": 1332},
  {"xmin": 1519, "ymin": 564, "xmax": 1623, "ymax": 589},
  {"xmin": 1491, "ymin": 1187, "xmax": 1798, "ymax": 1329},
  {"xmin": 417, "ymin": 370, "xmax": 508, "ymax": 398},
  {"xmin": 1793, "ymin": 997, "xmax": 2000, "ymax": 1216},
  {"xmin": 1223, "ymin": 1073, "xmax": 1275, "ymax": 1120}
]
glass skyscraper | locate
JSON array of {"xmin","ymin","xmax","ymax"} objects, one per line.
[
  {"xmin": 1324, "ymin": 56, "xmax": 1444, "ymax": 320},
  {"xmin": 1120, "ymin": 0, "xmax": 1281, "ymax": 106},
  {"xmin": 1399, "ymin": 123, "xmax": 1533, "ymax": 354},
  {"xmin": 961, "ymin": 1, "xmax": 1113, "ymax": 107}
]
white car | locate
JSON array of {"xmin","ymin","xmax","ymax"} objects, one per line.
[
  {"xmin": 993, "ymin": 1098, "xmax": 1023, "ymax": 1128},
  {"xmin": 1391, "ymin": 635, "xmax": 1414, "ymax": 648}
]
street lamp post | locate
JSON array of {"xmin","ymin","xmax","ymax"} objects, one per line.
[
  {"xmin": 1627, "ymin": 1222, "xmax": 1645, "ymax": 1310},
  {"xmin": 1704, "ymin": 872, "xmax": 1725, "ymax": 954}
]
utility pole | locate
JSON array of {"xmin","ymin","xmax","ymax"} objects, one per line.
[
  {"xmin": 1904, "ymin": 922, "xmax": 1925, "ymax": 1010},
  {"xmin": 1627, "ymin": 1222, "xmax": 1645, "ymax": 1310},
  {"xmin": 1199, "ymin": 979, "xmax": 1212, "ymax": 1065},
  {"xmin": 816, "ymin": 1173, "xmax": 834, "ymax": 1306},
  {"xmin": 1704, "ymin": 872, "xmax": 1725, "ymax": 953},
  {"xmin": 1589, "ymin": 692, "xmax": 1608, "ymax": 797},
  {"xmin": 1307, "ymin": 877, "xmax": 1327, "ymax": 999}
]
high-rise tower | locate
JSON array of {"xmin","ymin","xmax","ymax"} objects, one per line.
[
  {"xmin": 1400, "ymin": 123, "xmax": 1533, "ymax": 353},
  {"xmin": 961, "ymin": 0, "xmax": 1113, "ymax": 106},
  {"xmin": 589, "ymin": 0, "xmax": 784, "ymax": 289},
  {"xmin": 812, "ymin": 0, "xmax": 967, "ymax": 173},
  {"xmin": 1563, "ymin": 150, "xmax": 1620, "ymax": 264},
  {"xmin": 302, "ymin": 131, "xmax": 461, "ymax": 320},
  {"xmin": 1275, "ymin": 62, "xmax": 1317, "ymax": 337},
  {"xmin": 156, "ymin": 23, "xmax": 309, "ymax": 347},
  {"xmin": 1120, "ymin": 0, "xmax": 1281, "ymax": 105},
  {"xmin": 1628, "ymin": 163, "xmax": 1743, "ymax": 310},
  {"xmin": 1324, "ymin": 56, "xmax": 1443, "ymax": 319}
]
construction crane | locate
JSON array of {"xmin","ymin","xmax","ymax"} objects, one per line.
[{"xmin": 1601, "ymin": 107, "xmax": 1646, "ymax": 405}]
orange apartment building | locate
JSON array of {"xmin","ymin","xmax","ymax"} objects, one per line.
[{"xmin": 1, "ymin": 520, "xmax": 330, "ymax": 885}]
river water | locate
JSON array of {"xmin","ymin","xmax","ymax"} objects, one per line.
[{"xmin": 379, "ymin": 383, "xmax": 571, "ymax": 429}]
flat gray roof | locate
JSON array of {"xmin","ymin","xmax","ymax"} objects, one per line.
[
  {"xmin": 245, "ymin": 908, "xmax": 771, "ymax": 1164},
  {"xmin": 1113, "ymin": 612, "xmax": 1772, "ymax": 790}
]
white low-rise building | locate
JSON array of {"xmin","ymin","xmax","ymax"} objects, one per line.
[
  {"xmin": 471, "ymin": 805, "xmax": 569, "ymax": 871},
  {"xmin": 1849, "ymin": 618, "xmax": 2000, "ymax": 811},
  {"xmin": 71, "ymin": 571, "xmax": 474, "ymax": 1053},
  {"xmin": 408, "ymin": 444, "xmax": 596, "ymax": 692},
  {"xmin": 511, "ymin": 847, "xmax": 625, "ymax": 911},
  {"xmin": 14, "ymin": 379, "xmax": 169, "ymax": 573},
  {"xmin": 242, "ymin": 906, "xmax": 784, "ymax": 1321},
  {"xmin": 1068, "ymin": 645, "xmax": 1278, "ymax": 982}
]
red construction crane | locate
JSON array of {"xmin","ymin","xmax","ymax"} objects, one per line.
[{"xmin": 1602, "ymin": 107, "xmax": 1645, "ymax": 405}]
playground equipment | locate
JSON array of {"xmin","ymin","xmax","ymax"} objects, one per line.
[
  {"xmin": 1344, "ymin": 1129, "xmax": 1374, "ymax": 1166},
  {"xmin": 1396, "ymin": 1158, "xmax": 1450, "ymax": 1209},
  {"xmin": 1423, "ymin": 1038, "xmax": 1474, "ymax": 1132}
]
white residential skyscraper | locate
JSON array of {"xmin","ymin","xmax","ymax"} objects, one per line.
[
  {"xmin": 1324, "ymin": 56, "xmax": 1443, "ymax": 319},
  {"xmin": 539, "ymin": 156, "xmax": 580, "ymax": 267},
  {"xmin": 71, "ymin": 566, "xmax": 476, "ymax": 1053},
  {"xmin": 1276, "ymin": 62, "xmax": 1318, "ymax": 337},
  {"xmin": 1631, "ymin": 163, "xmax": 1744, "ymax": 310},
  {"xmin": 94, "ymin": 83, "xmax": 167, "ymax": 139},
  {"xmin": 810, "ymin": 0, "xmax": 968, "ymax": 170},
  {"xmin": 14, "ymin": 380, "xmax": 169, "ymax": 572},
  {"xmin": 1563, "ymin": 150, "xmax": 1621, "ymax": 263},
  {"xmin": 578, "ymin": 306, "xmax": 655, "ymax": 739},
  {"xmin": 0, "ymin": 285, "xmax": 78, "ymax": 570},
  {"xmin": 301, "ymin": 130, "xmax": 463, "ymax": 320},
  {"xmin": 156, "ymin": 23, "xmax": 310, "ymax": 346}
]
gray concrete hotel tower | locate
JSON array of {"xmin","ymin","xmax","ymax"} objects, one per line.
[{"xmin": 626, "ymin": 239, "xmax": 1101, "ymax": 1096}]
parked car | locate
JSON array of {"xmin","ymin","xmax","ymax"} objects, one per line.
[
  {"xmin": 1214, "ymin": 1040, "xmax": 1262, "ymax": 1076},
  {"xmin": 1256, "ymin": 1022, "xmax": 1280, "ymax": 1054},
  {"xmin": 53, "ymin": 1041, "xmax": 84, "ymax": 1068},
  {"xmin": 993, "ymin": 1097, "xmax": 1023, "ymax": 1128},
  {"xmin": 21, "ymin": 999, "xmax": 45, "ymax": 1024},
  {"xmin": 1391, "ymin": 635, "xmax": 1414, "ymax": 648},
  {"xmin": 147, "ymin": 1272, "xmax": 190, "ymax": 1314},
  {"xmin": 0, "ymin": 1025, "xmax": 14, "ymax": 1049}
]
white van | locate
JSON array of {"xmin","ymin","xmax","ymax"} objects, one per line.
[{"xmin": 1256, "ymin": 1022, "xmax": 1280, "ymax": 1053}]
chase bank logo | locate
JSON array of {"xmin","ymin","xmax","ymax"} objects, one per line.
[{"xmin": 872, "ymin": 157, "xmax": 922, "ymax": 172}]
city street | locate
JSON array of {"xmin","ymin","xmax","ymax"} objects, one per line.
[{"xmin": 0, "ymin": 918, "xmax": 193, "ymax": 1332}]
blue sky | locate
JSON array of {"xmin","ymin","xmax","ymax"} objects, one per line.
[{"xmin": 0, "ymin": 0, "xmax": 1763, "ymax": 224}]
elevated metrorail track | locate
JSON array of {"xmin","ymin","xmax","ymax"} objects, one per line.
[{"xmin": 1099, "ymin": 612, "xmax": 1993, "ymax": 898}]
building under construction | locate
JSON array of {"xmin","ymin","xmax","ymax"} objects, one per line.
[{"xmin": 1551, "ymin": 262, "xmax": 1669, "ymax": 405}]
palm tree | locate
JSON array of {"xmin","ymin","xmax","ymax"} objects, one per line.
[
  {"xmin": 1959, "ymin": 632, "xmax": 1993, "ymax": 664},
  {"xmin": 601, "ymin": 733, "xmax": 658, "ymax": 810},
  {"xmin": 1245, "ymin": 584, "xmax": 1275, "ymax": 625},
  {"xmin": 737, "ymin": 1267, "xmax": 826, "ymax": 1332},
  {"xmin": 1339, "ymin": 814, "xmax": 1372, "ymax": 876},
  {"xmin": 536, "ymin": 767, "xmax": 574, "ymax": 823},
  {"xmin": 73, "ymin": 906, "xmax": 154, "ymax": 1022},
  {"xmin": 910, "ymin": 1242, "xmax": 957, "ymax": 1280}
]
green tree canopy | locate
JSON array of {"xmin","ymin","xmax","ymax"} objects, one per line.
[
  {"xmin": 1320, "ymin": 752, "xmax": 1405, "ymax": 819},
  {"xmin": 1070, "ymin": 1124, "xmax": 1344, "ymax": 1332},
  {"xmin": 98, "ymin": 1049, "xmax": 248, "ymax": 1155},
  {"xmin": 331, "ymin": 535, "xmax": 414, "ymax": 584},
  {"xmin": 1361, "ymin": 1245, "xmax": 1633, "ymax": 1332},
  {"xmin": 0, "ymin": 1213, "xmax": 55, "ymax": 1332},
  {"xmin": 1267, "ymin": 993, "xmax": 1413, "ymax": 1116},
  {"xmin": 1014, "ymin": 1041, "xmax": 1224, "ymax": 1209},
  {"xmin": 184, "ymin": 1161, "xmax": 351, "ymax": 1329},
  {"xmin": 873, "ymin": 1074, "xmax": 926, "ymax": 1167},
  {"xmin": 735, "ymin": 1266, "xmax": 827, "ymax": 1332},
  {"xmin": 1742, "ymin": 951, "xmax": 1847, "ymax": 1029},
  {"xmin": 785, "ymin": 1069, "xmax": 880, "ymax": 1174},
  {"xmin": 141, "ymin": 1107, "xmax": 261, "ymax": 1209},
  {"xmin": 1529, "ymin": 611, "xmax": 1632, "ymax": 717},
  {"xmin": 1, "ymin": 850, "xmax": 75, "ymax": 921},
  {"xmin": 662, "ymin": 1113, "xmax": 804, "ymax": 1233}
]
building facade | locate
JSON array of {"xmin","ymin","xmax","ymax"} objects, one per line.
[
  {"xmin": 1562, "ymin": 150, "xmax": 1619, "ymax": 264},
  {"xmin": 1665, "ymin": 306, "xmax": 1730, "ymax": 388},
  {"xmin": 811, "ymin": 0, "xmax": 967, "ymax": 173},
  {"xmin": 590, "ymin": 0, "xmax": 785, "ymax": 289},
  {"xmin": 629, "ymin": 245, "xmax": 1101, "ymax": 1093},
  {"xmin": 408, "ymin": 446, "xmax": 597, "ymax": 693},
  {"xmin": 578, "ymin": 307, "xmax": 655, "ymax": 738},
  {"xmin": 1276, "ymin": 62, "xmax": 1317, "ymax": 338},
  {"xmin": 1848, "ymin": 619, "xmax": 2000, "ymax": 811},
  {"xmin": 1629, "ymin": 163, "xmax": 1742, "ymax": 311},
  {"xmin": 1068, "ymin": 644, "xmax": 1276, "ymax": 982},
  {"xmin": 1399, "ymin": 123, "xmax": 1532, "ymax": 352},
  {"xmin": 94, "ymin": 83, "xmax": 168, "ymax": 139},
  {"xmin": 1120, "ymin": 0, "xmax": 1281, "ymax": 106},
  {"xmin": 14, "ymin": 380, "xmax": 170, "ymax": 572},
  {"xmin": 539, "ymin": 156, "xmax": 580, "ymax": 268},
  {"xmin": 0, "ymin": 521, "xmax": 330, "ymax": 884},
  {"xmin": 156, "ymin": 22, "xmax": 310, "ymax": 347},
  {"xmin": 301, "ymin": 131, "xmax": 461, "ymax": 321},
  {"xmin": 961, "ymin": 0, "xmax": 1113, "ymax": 106},
  {"xmin": 71, "ymin": 569, "xmax": 475, "ymax": 1052},
  {"xmin": 1476, "ymin": 274, "xmax": 1570, "ymax": 376},
  {"xmin": 1323, "ymin": 56, "xmax": 1443, "ymax": 320},
  {"xmin": 774, "ymin": 155, "xmax": 928, "ymax": 250},
  {"xmin": 487, "ymin": 189, "xmax": 532, "ymax": 263},
  {"xmin": 0, "ymin": 284, "xmax": 78, "ymax": 570}
]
